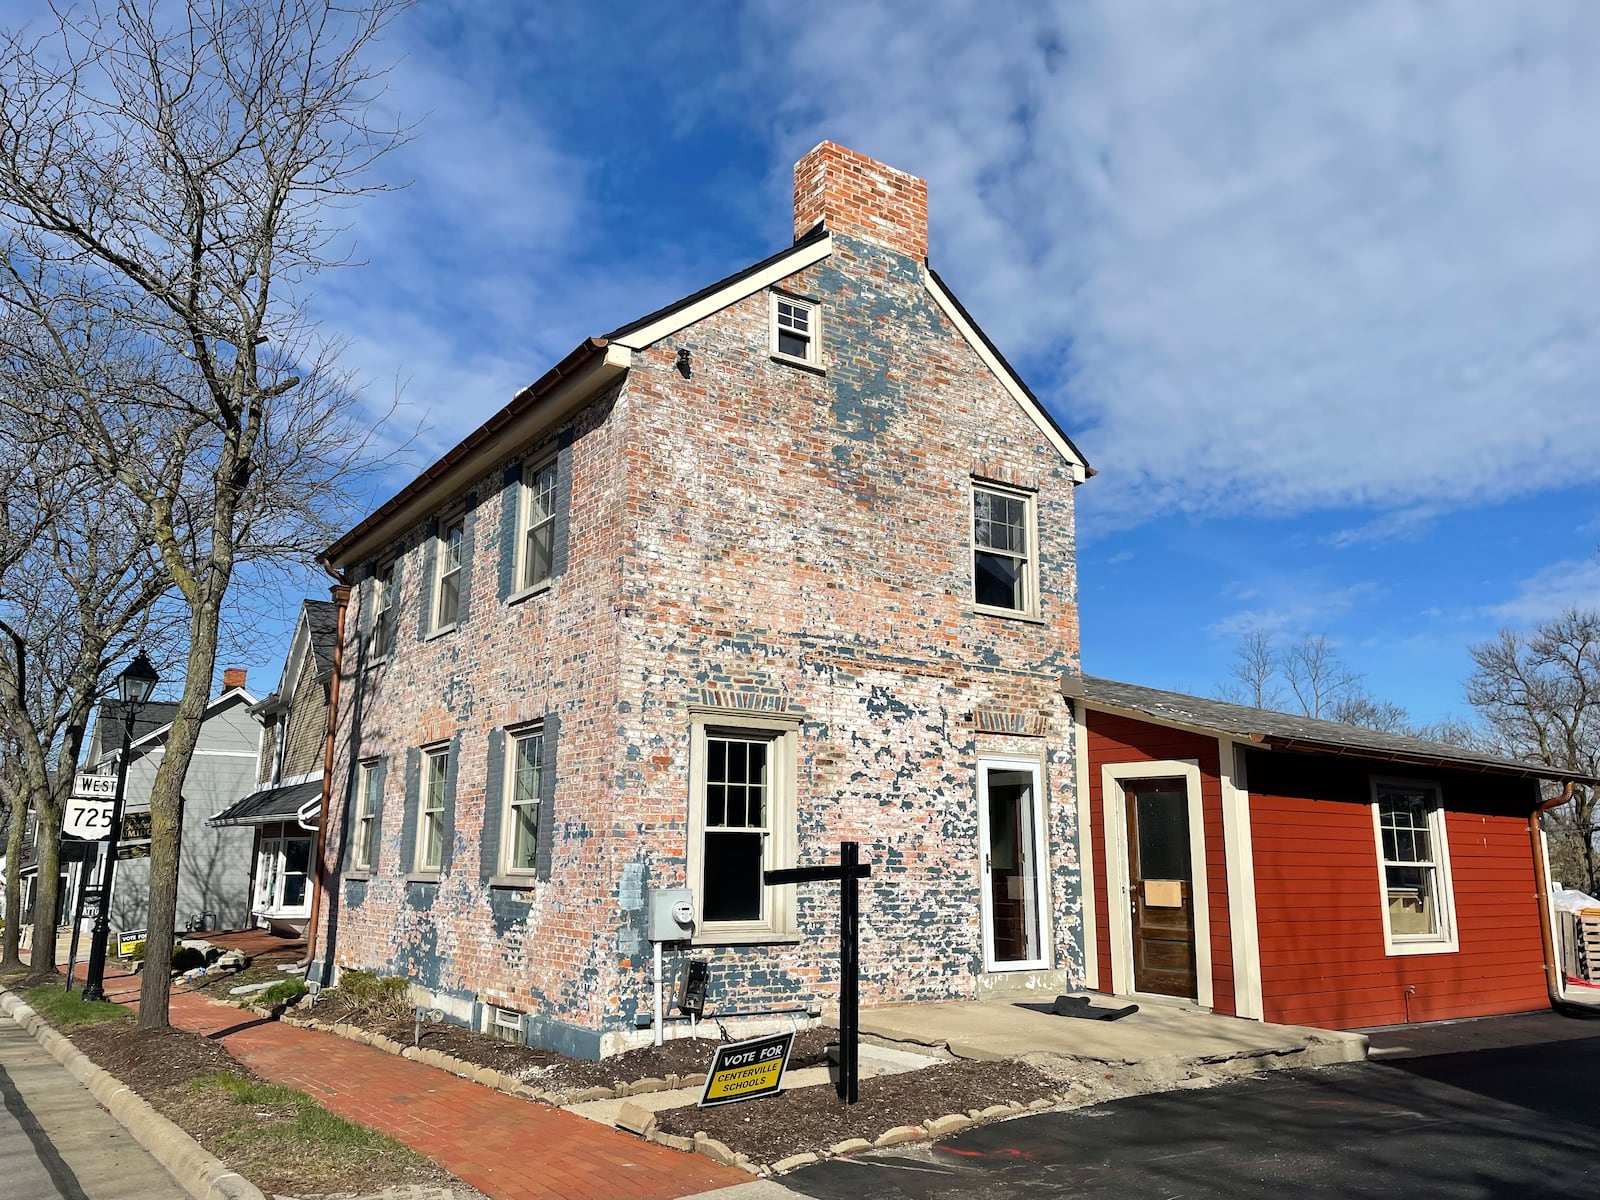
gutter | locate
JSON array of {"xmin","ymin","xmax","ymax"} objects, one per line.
[
  {"xmin": 1529, "ymin": 783, "xmax": 1599, "ymax": 1019},
  {"xmin": 301, "ymin": 577, "xmax": 351, "ymax": 978}
]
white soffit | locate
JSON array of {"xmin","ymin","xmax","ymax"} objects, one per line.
[
  {"xmin": 611, "ymin": 236, "xmax": 834, "ymax": 351},
  {"xmin": 923, "ymin": 270, "xmax": 1087, "ymax": 480}
]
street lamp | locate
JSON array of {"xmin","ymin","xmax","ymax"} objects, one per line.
[{"xmin": 81, "ymin": 652, "xmax": 158, "ymax": 1002}]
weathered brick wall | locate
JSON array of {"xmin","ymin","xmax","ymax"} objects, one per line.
[{"xmin": 314, "ymin": 232, "xmax": 1085, "ymax": 1056}]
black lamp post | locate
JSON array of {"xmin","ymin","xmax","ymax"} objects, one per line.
[{"xmin": 81, "ymin": 652, "xmax": 158, "ymax": 1003}]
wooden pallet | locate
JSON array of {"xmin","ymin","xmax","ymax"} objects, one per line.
[{"xmin": 1577, "ymin": 910, "xmax": 1600, "ymax": 983}]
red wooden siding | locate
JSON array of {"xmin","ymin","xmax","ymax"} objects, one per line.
[
  {"xmin": 1085, "ymin": 711, "xmax": 1234, "ymax": 1014},
  {"xmin": 1249, "ymin": 758, "xmax": 1548, "ymax": 1029}
]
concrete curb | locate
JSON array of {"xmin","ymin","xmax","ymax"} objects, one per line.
[{"xmin": 0, "ymin": 985, "xmax": 266, "ymax": 1200}]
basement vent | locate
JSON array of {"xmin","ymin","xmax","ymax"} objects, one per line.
[{"xmin": 490, "ymin": 1006, "xmax": 523, "ymax": 1044}]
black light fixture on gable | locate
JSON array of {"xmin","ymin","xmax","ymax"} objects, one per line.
[
  {"xmin": 676, "ymin": 347, "xmax": 692, "ymax": 378},
  {"xmin": 81, "ymin": 650, "xmax": 159, "ymax": 1003}
]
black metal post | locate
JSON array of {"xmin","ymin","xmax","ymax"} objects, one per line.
[
  {"xmin": 839, "ymin": 839, "xmax": 859, "ymax": 1104},
  {"xmin": 80, "ymin": 714, "xmax": 134, "ymax": 1003},
  {"xmin": 63, "ymin": 875, "xmax": 90, "ymax": 992}
]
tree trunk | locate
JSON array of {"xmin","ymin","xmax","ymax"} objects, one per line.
[
  {"xmin": 2, "ymin": 792, "xmax": 24, "ymax": 966},
  {"xmin": 138, "ymin": 597, "xmax": 222, "ymax": 1028},
  {"xmin": 28, "ymin": 817, "xmax": 60, "ymax": 975}
]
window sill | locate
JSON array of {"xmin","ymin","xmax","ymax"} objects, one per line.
[
  {"xmin": 487, "ymin": 875, "xmax": 538, "ymax": 890},
  {"xmin": 507, "ymin": 581, "xmax": 553, "ymax": 607},
  {"xmin": 344, "ymin": 871, "xmax": 371, "ymax": 883},
  {"xmin": 404, "ymin": 872, "xmax": 441, "ymax": 885},
  {"xmin": 769, "ymin": 353, "xmax": 825, "ymax": 376},
  {"xmin": 1384, "ymin": 937, "xmax": 1460, "ymax": 957},
  {"xmin": 692, "ymin": 930, "xmax": 803, "ymax": 948},
  {"xmin": 424, "ymin": 623, "xmax": 458, "ymax": 642},
  {"xmin": 971, "ymin": 604, "xmax": 1047, "ymax": 625},
  {"xmin": 364, "ymin": 655, "xmax": 389, "ymax": 670}
]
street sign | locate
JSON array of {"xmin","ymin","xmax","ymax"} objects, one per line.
[
  {"xmin": 72, "ymin": 772, "xmax": 117, "ymax": 800},
  {"xmin": 63, "ymin": 798, "xmax": 114, "ymax": 840},
  {"xmin": 698, "ymin": 1031, "xmax": 794, "ymax": 1107},
  {"xmin": 79, "ymin": 887, "xmax": 105, "ymax": 921}
]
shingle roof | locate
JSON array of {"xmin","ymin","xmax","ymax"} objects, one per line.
[
  {"xmin": 95, "ymin": 700, "xmax": 181, "ymax": 747},
  {"xmin": 1065, "ymin": 675, "xmax": 1598, "ymax": 784},
  {"xmin": 208, "ymin": 779, "xmax": 323, "ymax": 827},
  {"xmin": 303, "ymin": 599, "xmax": 338, "ymax": 680}
]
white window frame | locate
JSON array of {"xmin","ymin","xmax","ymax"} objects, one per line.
[
  {"xmin": 514, "ymin": 456, "xmax": 559, "ymax": 598},
  {"xmin": 769, "ymin": 292, "xmax": 821, "ymax": 368},
  {"xmin": 687, "ymin": 709, "xmax": 801, "ymax": 944},
  {"xmin": 367, "ymin": 560, "xmax": 396, "ymax": 661},
  {"xmin": 1370, "ymin": 777, "xmax": 1459, "ymax": 956},
  {"xmin": 352, "ymin": 760, "xmax": 380, "ymax": 872},
  {"xmin": 498, "ymin": 723, "xmax": 544, "ymax": 877},
  {"xmin": 970, "ymin": 480, "xmax": 1040, "ymax": 618},
  {"xmin": 415, "ymin": 745, "xmax": 449, "ymax": 873},
  {"xmin": 253, "ymin": 823, "xmax": 314, "ymax": 918},
  {"xmin": 431, "ymin": 515, "xmax": 465, "ymax": 634}
]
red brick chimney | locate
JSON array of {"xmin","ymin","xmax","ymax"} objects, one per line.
[
  {"xmin": 222, "ymin": 667, "xmax": 247, "ymax": 691},
  {"xmin": 794, "ymin": 141, "xmax": 928, "ymax": 262}
]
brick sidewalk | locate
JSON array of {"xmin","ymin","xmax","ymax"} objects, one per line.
[{"xmin": 100, "ymin": 969, "xmax": 745, "ymax": 1200}]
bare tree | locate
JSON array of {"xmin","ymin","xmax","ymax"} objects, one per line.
[
  {"xmin": 1216, "ymin": 630, "xmax": 1434, "ymax": 735},
  {"xmin": 1466, "ymin": 609, "xmax": 1600, "ymax": 894},
  {"xmin": 1218, "ymin": 629, "xmax": 1284, "ymax": 710},
  {"xmin": 0, "ymin": 0, "xmax": 408, "ymax": 1023}
]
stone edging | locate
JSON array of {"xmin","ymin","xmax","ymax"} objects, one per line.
[
  {"xmin": 636, "ymin": 1096, "xmax": 1061, "ymax": 1177},
  {"xmin": 0, "ymin": 985, "xmax": 266, "ymax": 1200},
  {"xmin": 278, "ymin": 1008, "xmax": 705, "ymax": 1106}
]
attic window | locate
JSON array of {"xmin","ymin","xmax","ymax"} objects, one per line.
[{"xmin": 770, "ymin": 294, "xmax": 819, "ymax": 367}]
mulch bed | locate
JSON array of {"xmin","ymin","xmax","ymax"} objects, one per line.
[
  {"xmin": 306, "ymin": 988, "xmax": 836, "ymax": 1092},
  {"xmin": 655, "ymin": 1058, "xmax": 1059, "ymax": 1163},
  {"xmin": 66, "ymin": 1017, "xmax": 477, "ymax": 1196}
]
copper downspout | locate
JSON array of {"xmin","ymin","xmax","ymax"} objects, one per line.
[
  {"xmin": 1527, "ymin": 782, "xmax": 1595, "ymax": 1016},
  {"xmin": 302, "ymin": 579, "xmax": 352, "ymax": 975}
]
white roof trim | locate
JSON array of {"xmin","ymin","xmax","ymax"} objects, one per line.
[
  {"xmin": 611, "ymin": 235, "xmax": 834, "ymax": 351},
  {"xmin": 277, "ymin": 610, "xmax": 314, "ymax": 701},
  {"xmin": 922, "ymin": 269, "xmax": 1086, "ymax": 480}
]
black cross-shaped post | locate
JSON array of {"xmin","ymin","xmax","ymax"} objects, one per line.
[{"xmin": 765, "ymin": 840, "xmax": 871, "ymax": 1103}]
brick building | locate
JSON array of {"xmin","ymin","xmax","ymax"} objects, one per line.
[{"xmin": 310, "ymin": 142, "xmax": 1095, "ymax": 1056}]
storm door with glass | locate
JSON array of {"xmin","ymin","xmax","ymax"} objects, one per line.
[{"xmin": 978, "ymin": 759, "xmax": 1048, "ymax": 970}]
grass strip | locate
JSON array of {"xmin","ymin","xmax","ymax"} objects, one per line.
[
  {"xmin": 193, "ymin": 1072, "xmax": 425, "ymax": 1160},
  {"xmin": 22, "ymin": 985, "xmax": 131, "ymax": 1029}
]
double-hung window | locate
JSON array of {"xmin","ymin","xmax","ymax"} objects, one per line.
[
  {"xmin": 432, "ymin": 517, "xmax": 464, "ymax": 632},
  {"xmin": 368, "ymin": 561, "xmax": 396, "ymax": 659},
  {"xmin": 688, "ymin": 711, "xmax": 799, "ymax": 942},
  {"xmin": 500, "ymin": 725, "xmax": 543, "ymax": 876},
  {"xmin": 353, "ymin": 761, "xmax": 380, "ymax": 871},
  {"xmin": 416, "ymin": 746, "xmax": 448, "ymax": 873},
  {"xmin": 972, "ymin": 482, "xmax": 1038, "ymax": 616},
  {"xmin": 1371, "ymin": 779, "xmax": 1458, "ymax": 954},
  {"xmin": 770, "ymin": 293, "xmax": 820, "ymax": 366},
  {"xmin": 518, "ymin": 459, "xmax": 558, "ymax": 594}
]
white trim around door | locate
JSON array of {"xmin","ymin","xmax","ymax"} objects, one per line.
[
  {"xmin": 1074, "ymin": 715, "xmax": 1099, "ymax": 991},
  {"xmin": 1101, "ymin": 758, "xmax": 1212, "ymax": 1008},
  {"xmin": 977, "ymin": 754, "xmax": 1053, "ymax": 972},
  {"xmin": 1217, "ymin": 738, "xmax": 1264, "ymax": 1019}
]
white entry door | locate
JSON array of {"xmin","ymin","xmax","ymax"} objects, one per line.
[{"xmin": 977, "ymin": 757, "xmax": 1051, "ymax": 971}]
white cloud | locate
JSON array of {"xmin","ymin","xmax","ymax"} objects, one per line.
[
  {"xmin": 1208, "ymin": 577, "xmax": 1381, "ymax": 639},
  {"xmin": 1486, "ymin": 556, "xmax": 1600, "ymax": 626},
  {"xmin": 740, "ymin": 1, "xmax": 1600, "ymax": 531}
]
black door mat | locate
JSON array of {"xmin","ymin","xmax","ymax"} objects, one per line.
[{"xmin": 1014, "ymin": 994, "xmax": 1140, "ymax": 1021}]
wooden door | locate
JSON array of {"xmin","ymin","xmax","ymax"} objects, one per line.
[{"xmin": 1124, "ymin": 777, "xmax": 1197, "ymax": 998}]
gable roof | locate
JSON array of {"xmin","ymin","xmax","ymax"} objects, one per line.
[
  {"xmin": 304, "ymin": 600, "xmax": 338, "ymax": 680},
  {"xmin": 327, "ymin": 225, "xmax": 1093, "ymax": 566},
  {"xmin": 1064, "ymin": 674, "xmax": 1598, "ymax": 785}
]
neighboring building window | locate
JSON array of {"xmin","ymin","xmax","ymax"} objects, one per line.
[
  {"xmin": 687, "ymin": 712, "xmax": 799, "ymax": 941},
  {"xmin": 1371, "ymin": 779, "xmax": 1458, "ymax": 954},
  {"xmin": 770, "ymin": 293, "xmax": 819, "ymax": 365},
  {"xmin": 433, "ymin": 516, "xmax": 465, "ymax": 631},
  {"xmin": 415, "ymin": 745, "xmax": 449, "ymax": 872},
  {"xmin": 500, "ymin": 725, "xmax": 543, "ymax": 876},
  {"xmin": 517, "ymin": 458, "xmax": 558, "ymax": 594},
  {"xmin": 353, "ymin": 760, "xmax": 380, "ymax": 871},
  {"xmin": 368, "ymin": 561, "xmax": 396, "ymax": 659},
  {"xmin": 972, "ymin": 482, "xmax": 1037, "ymax": 615}
]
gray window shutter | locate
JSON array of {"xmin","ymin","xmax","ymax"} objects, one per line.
[
  {"xmin": 400, "ymin": 747, "xmax": 421, "ymax": 871},
  {"xmin": 440, "ymin": 734, "xmax": 460, "ymax": 872},
  {"xmin": 481, "ymin": 728, "xmax": 505, "ymax": 881},
  {"xmin": 355, "ymin": 572, "xmax": 374, "ymax": 665},
  {"xmin": 550, "ymin": 432, "xmax": 574, "ymax": 580},
  {"xmin": 417, "ymin": 519, "xmax": 439, "ymax": 639},
  {"xmin": 534, "ymin": 713, "xmax": 559, "ymax": 882},
  {"xmin": 456, "ymin": 499, "xmax": 478, "ymax": 628},
  {"xmin": 371, "ymin": 757, "xmax": 388, "ymax": 872},
  {"xmin": 346, "ymin": 755, "xmax": 388, "ymax": 872},
  {"xmin": 497, "ymin": 463, "xmax": 521, "ymax": 601}
]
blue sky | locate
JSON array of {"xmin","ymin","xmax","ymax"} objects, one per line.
[{"xmin": 81, "ymin": 0, "xmax": 1600, "ymax": 725}]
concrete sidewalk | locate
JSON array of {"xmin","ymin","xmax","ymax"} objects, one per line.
[{"xmin": 854, "ymin": 993, "xmax": 1367, "ymax": 1069}]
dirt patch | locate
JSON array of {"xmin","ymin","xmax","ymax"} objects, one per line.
[
  {"xmin": 655, "ymin": 1058, "xmax": 1058, "ymax": 1163},
  {"xmin": 306, "ymin": 988, "xmax": 834, "ymax": 1093},
  {"xmin": 67, "ymin": 1021, "xmax": 479, "ymax": 1197},
  {"xmin": 187, "ymin": 945, "xmax": 304, "ymax": 997}
]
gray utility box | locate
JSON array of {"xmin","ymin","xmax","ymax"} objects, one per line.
[{"xmin": 647, "ymin": 887, "xmax": 696, "ymax": 943}]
